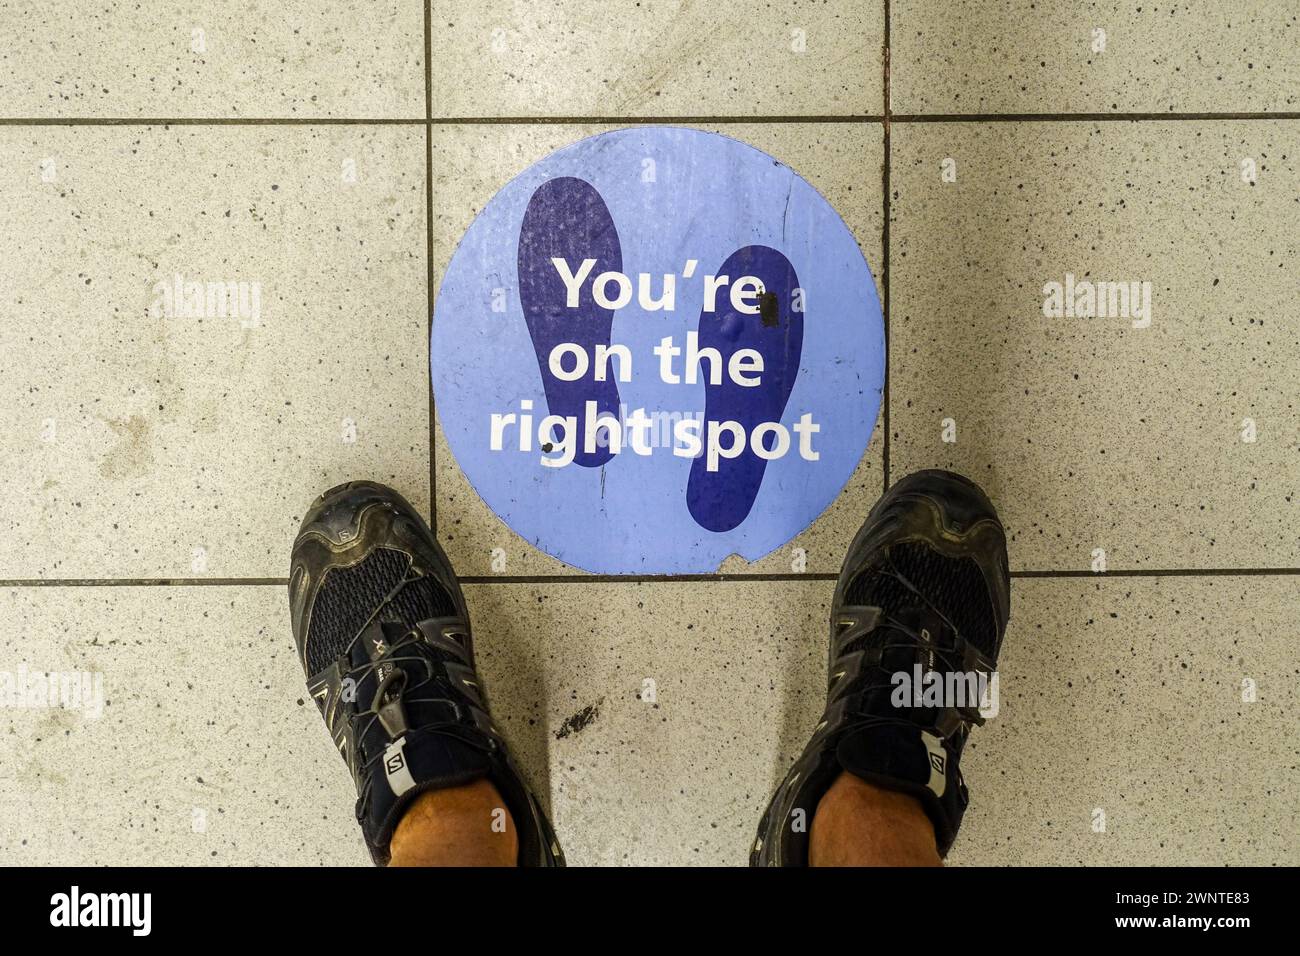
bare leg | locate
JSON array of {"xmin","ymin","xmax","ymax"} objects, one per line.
[
  {"xmin": 809, "ymin": 772, "xmax": 942, "ymax": 867},
  {"xmin": 388, "ymin": 779, "xmax": 518, "ymax": 867}
]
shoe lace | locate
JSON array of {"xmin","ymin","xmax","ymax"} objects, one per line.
[
  {"xmin": 837, "ymin": 557, "xmax": 993, "ymax": 740},
  {"xmin": 339, "ymin": 570, "xmax": 477, "ymax": 780}
]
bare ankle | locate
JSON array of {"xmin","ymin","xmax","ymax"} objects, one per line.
[
  {"xmin": 388, "ymin": 778, "xmax": 519, "ymax": 867},
  {"xmin": 809, "ymin": 772, "xmax": 942, "ymax": 867}
]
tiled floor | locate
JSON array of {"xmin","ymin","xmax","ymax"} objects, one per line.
[{"xmin": 1, "ymin": 1, "xmax": 1296, "ymax": 866}]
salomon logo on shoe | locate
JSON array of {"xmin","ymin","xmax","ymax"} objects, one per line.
[
  {"xmin": 383, "ymin": 738, "xmax": 416, "ymax": 796},
  {"xmin": 923, "ymin": 734, "xmax": 948, "ymax": 797}
]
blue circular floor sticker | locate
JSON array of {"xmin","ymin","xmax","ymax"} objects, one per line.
[{"xmin": 432, "ymin": 127, "xmax": 883, "ymax": 574}]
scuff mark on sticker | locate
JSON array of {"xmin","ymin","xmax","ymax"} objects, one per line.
[
  {"xmin": 554, "ymin": 696, "xmax": 604, "ymax": 740},
  {"xmin": 781, "ymin": 171, "xmax": 794, "ymax": 243}
]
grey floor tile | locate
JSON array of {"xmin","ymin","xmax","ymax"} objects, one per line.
[
  {"xmin": 889, "ymin": 120, "xmax": 1300, "ymax": 571},
  {"xmin": 952, "ymin": 576, "xmax": 1299, "ymax": 866},
  {"xmin": 892, "ymin": 1, "xmax": 1300, "ymax": 115},
  {"xmin": 430, "ymin": 1, "xmax": 882, "ymax": 117},
  {"xmin": 432, "ymin": 121, "xmax": 885, "ymax": 576},
  {"xmin": 466, "ymin": 579, "xmax": 830, "ymax": 865},
  {"xmin": 3, "ymin": 574, "xmax": 1292, "ymax": 865},
  {"xmin": 473, "ymin": 574, "xmax": 1296, "ymax": 867},
  {"xmin": 0, "ymin": 0, "xmax": 1291, "ymax": 875},
  {"xmin": 0, "ymin": 585, "xmax": 368, "ymax": 865},
  {"xmin": 0, "ymin": 126, "xmax": 428, "ymax": 579},
  {"xmin": 0, "ymin": 1, "xmax": 424, "ymax": 118}
]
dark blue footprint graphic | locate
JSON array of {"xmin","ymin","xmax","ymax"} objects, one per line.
[
  {"xmin": 517, "ymin": 177, "xmax": 622, "ymax": 468},
  {"xmin": 687, "ymin": 245, "xmax": 804, "ymax": 532}
]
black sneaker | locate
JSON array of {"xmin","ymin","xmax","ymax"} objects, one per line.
[
  {"xmin": 288, "ymin": 481, "xmax": 563, "ymax": 866},
  {"xmin": 751, "ymin": 469, "xmax": 1010, "ymax": 865}
]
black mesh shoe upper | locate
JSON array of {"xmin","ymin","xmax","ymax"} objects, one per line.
[
  {"xmin": 305, "ymin": 547, "xmax": 456, "ymax": 676},
  {"xmin": 752, "ymin": 470, "xmax": 1010, "ymax": 865},
  {"xmin": 288, "ymin": 481, "xmax": 564, "ymax": 866},
  {"xmin": 843, "ymin": 541, "xmax": 1000, "ymax": 659}
]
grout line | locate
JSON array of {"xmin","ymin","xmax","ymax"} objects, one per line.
[
  {"xmin": 0, "ymin": 117, "xmax": 428, "ymax": 126},
  {"xmin": 460, "ymin": 573, "xmax": 839, "ymax": 585},
  {"xmin": 3, "ymin": 112, "xmax": 1297, "ymax": 128},
  {"xmin": 427, "ymin": 115, "xmax": 885, "ymax": 125},
  {"xmin": 0, "ymin": 115, "xmax": 881, "ymax": 126},
  {"xmin": 424, "ymin": 2, "xmax": 433, "ymax": 124},
  {"xmin": 4, "ymin": 568, "xmax": 1299, "ymax": 588},
  {"xmin": 425, "ymin": 0, "xmax": 437, "ymax": 535},
  {"xmin": 1010, "ymin": 567, "xmax": 1300, "ymax": 578},
  {"xmin": 0, "ymin": 579, "xmax": 291, "ymax": 587},
  {"xmin": 880, "ymin": 0, "xmax": 891, "ymax": 495},
  {"xmin": 471, "ymin": 568, "xmax": 1300, "ymax": 583},
  {"xmin": 892, "ymin": 111, "xmax": 1300, "ymax": 123}
]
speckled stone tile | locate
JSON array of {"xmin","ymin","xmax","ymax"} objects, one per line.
[
  {"xmin": 465, "ymin": 579, "xmax": 830, "ymax": 865},
  {"xmin": 0, "ymin": 1, "xmax": 423, "ymax": 118},
  {"xmin": 3, "ymin": 574, "xmax": 1292, "ymax": 865},
  {"xmin": 432, "ymin": 122, "xmax": 884, "ymax": 576},
  {"xmin": 0, "ymin": 126, "xmax": 428, "ymax": 578},
  {"xmin": 889, "ymin": 120, "xmax": 1300, "ymax": 572},
  {"xmin": 891, "ymin": 1, "xmax": 1300, "ymax": 115},
  {"xmin": 0, "ymin": 585, "xmax": 368, "ymax": 865},
  {"xmin": 951, "ymin": 576, "xmax": 1298, "ymax": 866},
  {"xmin": 429, "ymin": 0, "xmax": 881, "ymax": 118},
  {"xmin": 470, "ymin": 575, "xmax": 1295, "ymax": 866}
]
